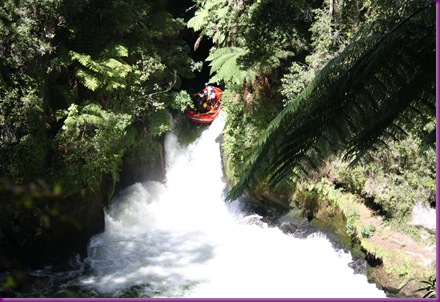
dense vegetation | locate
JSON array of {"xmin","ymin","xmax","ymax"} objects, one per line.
[
  {"xmin": 186, "ymin": 0, "xmax": 435, "ymax": 223},
  {"xmin": 0, "ymin": 0, "xmax": 195, "ymax": 270},
  {"xmin": 0, "ymin": 0, "xmax": 194, "ymax": 193},
  {"xmin": 188, "ymin": 0, "xmax": 435, "ymax": 295},
  {"xmin": 0, "ymin": 0, "xmax": 435, "ymax": 297}
]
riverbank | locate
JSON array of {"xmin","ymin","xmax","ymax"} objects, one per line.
[
  {"xmin": 246, "ymin": 180, "xmax": 436, "ymax": 298},
  {"xmin": 340, "ymin": 193, "xmax": 436, "ymax": 297}
]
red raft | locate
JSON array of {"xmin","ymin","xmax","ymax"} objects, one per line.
[{"xmin": 185, "ymin": 86, "xmax": 223, "ymax": 124}]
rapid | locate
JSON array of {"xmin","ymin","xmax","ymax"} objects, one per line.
[{"xmin": 29, "ymin": 112, "xmax": 387, "ymax": 298}]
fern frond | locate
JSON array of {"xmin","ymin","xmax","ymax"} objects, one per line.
[
  {"xmin": 70, "ymin": 51, "xmax": 94, "ymax": 69},
  {"xmin": 76, "ymin": 69, "xmax": 101, "ymax": 91},
  {"xmin": 227, "ymin": 2, "xmax": 435, "ymax": 201},
  {"xmin": 207, "ymin": 46, "xmax": 256, "ymax": 85},
  {"xmin": 204, "ymin": 0, "xmax": 227, "ymax": 10},
  {"xmin": 77, "ymin": 114, "xmax": 105, "ymax": 128},
  {"xmin": 103, "ymin": 58, "xmax": 132, "ymax": 78},
  {"xmin": 101, "ymin": 44, "xmax": 129, "ymax": 58},
  {"xmin": 187, "ymin": 10, "xmax": 210, "ymax": 32},
  {"xmin": 69, "ymin": 47, "xmax": 132, "ymax": 92}
]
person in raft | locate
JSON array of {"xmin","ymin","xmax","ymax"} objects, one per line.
[{"xmin": 198, "ymin": 82, "xmax": 217, "ymax": 112}]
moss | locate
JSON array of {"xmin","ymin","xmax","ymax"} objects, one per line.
[{"xmin": 335, "ymin": 194, "xmax": 436, "ymax": 297}]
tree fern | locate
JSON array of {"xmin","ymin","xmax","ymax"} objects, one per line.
[
  {"xmin": 207, "ymin": 46, "xmax": 256, "ymax": 85},
  {"xmin": 75, "ymin": 69, "xmax": 100, "ymax": 91},
  {"xmin": 187, "ymin": 0, "xmax": 239, "ymax": 47},
  {"xmin": 69, "ymin": 44, "xmax": 132, "ymax": 92},
  {"xmin": 227, "ymin": 1, "xmax": 435, "ymax": 200},
  {"xmin": 187, "ymin": 9, "xmax": 210, "ymax": 32},
  {"xmin": 60, "ymin": 103, "xmax": 131, "ymax": 139},
  {"xmin": 187, "ymin": 0, "xmax": 227, "ymax": 32}
]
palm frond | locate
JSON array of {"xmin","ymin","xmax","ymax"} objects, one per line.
[{"xmin": 227, "ymin": 2, "xmax": 435, "ymax": 201}]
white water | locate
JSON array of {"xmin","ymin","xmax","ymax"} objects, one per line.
[{"xmin": 76, "ymin": 113, "xmax": 387, "ymax": 298}]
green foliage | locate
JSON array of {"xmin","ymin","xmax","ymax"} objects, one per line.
[
  {"xmin": 122, "ymin": 55, "xmax": 166, "ymax": 114},
  {"xmin": 0, "ymin": 86, "xmax": 47, "ymax": 182},
  {"xmin": 170, "ymin": 90, "xmax": 193, "ymax": 112},
  {"xmin": 345, "ymin": 211, "xmax": 360, "ymax": 237},
  {"xmin": 147, "ymin": 109, "xmax": 172, "ymax": 137},
  {"xmin": 416, "ymin": 275, "xmax": 436, "ymax": 298},
  {"xmin": 240, "ymin": 0, "xmax": 311, "ymax": 71},
  {"xmin": 69, "ymin": 45, "xmax": 132, "ymax": 91},
  {"xmin": 360, "ymin": 224, "xmax": 376, "ymax": 238},
  {"xmin": 0, "ymin": 0, "xmax": 195, "ymax": 197},
  {"xmin": 7, "ymin": 134, "xmax": 46, "ymax": 182},
  {"xmin": 307, "ymin": 3, "xmax": 344, "ymax": 70},
  {"xmin": 330, "ymin": 133, "xmax": 436, "ymax": 221},
  {"xmin": 189, "ymin": 0, "xmax": 316, "ymax": 88},
  {"xmin": 227, "ymin": 1, "xmax": 435, "ymax": 200},
  {"xmin": 282, "ymin": 0, "xmax": 415, "ymax": 104},
  {"xmin": 281, "ymin": 62, "xmax": 314, "ymax": 106},
  {"xmin": 222, "ymin": 85, "xmax": 283, "ymax": 184},
  {"xmin": 187, "ymin": 0, "xmax": 225, "ymax": 33},
  {"xmin": 362, "ymin": 0, "xmax": 411, "ymax": 21},
  {"xmin": 188, "ymin": 0, "xmax": 273, "ymax": 88},
  {"xmin": 0, "ymin": 0, "xmax": 58, "ymax": 67},
  {"xmin": 54, "ymin": 103, "xmax": 132, "ymax": 196},
  {"xmin": 222, "ymin": 90, "xmax": 256, "ymax": 182},
  {"xmin": 187, "ymin": 0, "xmax": 239, "ymax": 47},
  {"xmin": 207, "ymin": 47, "xmax": 256, "ymax": 85}
]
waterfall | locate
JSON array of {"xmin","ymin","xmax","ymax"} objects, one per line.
[{"xmin": 69, "ymin": 112, "xmax": 387, "ymax": 298}]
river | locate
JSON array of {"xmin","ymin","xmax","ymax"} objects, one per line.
[{"xmin": 26, "ymin": 112, "xmax": 387, "ymax": 298}]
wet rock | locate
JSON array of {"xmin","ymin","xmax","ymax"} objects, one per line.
[
  {"xmin": 410, "ymin": 202, "xmax": 436, "ymax": 232},
  {"xmin": 117, "ymin": 140, "xmax": 166, "ymax": 193},
  {"xmin": 364, "ymin": 251, "xmax": 383, "ymax": 267},
  {"xmin": 348, "ymin": 258, "xmax": 367, "ymax": 275},
  {"xmin": 238, "ymin": 214, "xmax": 268, "ymax": 228},
  {"xmin": 367, "ymin": 265, "xmax": 425, "ymax": 298},
  {"xmin": 277, "ymin": 214, "xmax": 320, "ymax": 238},
  {"xmin": 277, "ymin": 214, "xmax": 301, "ymax": 235},
  {"xmin": 0, "ymin": 175, "xmax": 113, "ymax": 271},
  {"xmin": 279, "ymin": 222, "xmax": 297, "ymax": 234}
]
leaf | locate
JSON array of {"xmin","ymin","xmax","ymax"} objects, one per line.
[
  {"xmin": 69, "ymin": 47, "xmax": 132, "ymax": 92},
  {"xmin": 227, "ymin": 2, "xmax": 435, "ymax": 201},
  {"xmin": 207, "ymin": 46, "xmax": 256, "ymax": 85},
  {"xmin": 76, "ymin": 69, "xmax": 101, "ymax": 91},
  {"xmin": 187, "ymin": 10, "xmax": 210, "ymax": 32}
]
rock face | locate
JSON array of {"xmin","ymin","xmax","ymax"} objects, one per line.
[
  {"xmin": 49, "ymin": 178, "xmax": 111, "ymax": 262},
  {"xmin": 0, "ymin": 141, "xmax": 166, "ymax": 271},
  {"xmin": 43, "ymin": 145, "xmax": 167, "ymax": 267},
  {"xmin": 45, "ymin": 140, "xmax": 167, "ymax": 267},
  {"xmin": 21, "ymin": 175, "xmax": 113, "ymax": 268},
  {"xmin": 0, "ymin": 179, "xmax": 108, "ymax": 270},
  {"xmin": 411, "ymin": 202, "xmax": 436, "ymax": 231},
  {"xmin": 367, "ymin": 264, "xmax": 432, "ymax": 298},
  {"xmin": 116, "ymin": 143, "xmax": 166, "ymax": 192}
]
